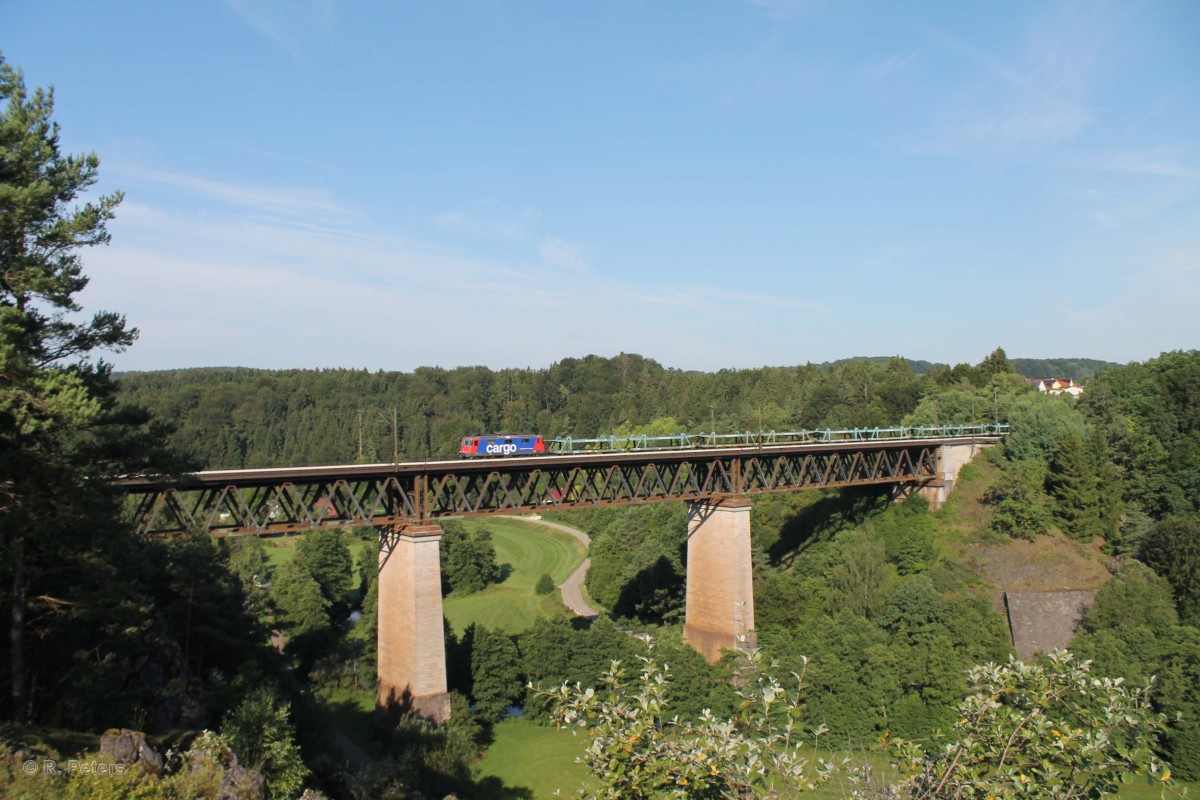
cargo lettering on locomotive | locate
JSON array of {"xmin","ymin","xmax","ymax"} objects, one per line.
[{"xmin": 459, "ymin": 434, "xmax": 546, "ymax": 458}]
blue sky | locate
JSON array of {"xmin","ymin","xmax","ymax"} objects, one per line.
[{"xmin": 5, "ymin": 0, "xmax": 1198, "ymax": 371}]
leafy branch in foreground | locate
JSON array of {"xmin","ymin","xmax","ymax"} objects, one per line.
[
  {"xmin": 540, "ymin": 646, "xmax": 1184, "ymax": 800},
  {"xmin": 534, "ymin": 647, "xmax": 838, "ymax": 799},
  {"xmin": 885, "ymin": 650, "xmax": 1179, "ymax": 800}
]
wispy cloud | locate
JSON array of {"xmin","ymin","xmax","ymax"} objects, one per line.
[
  {"xmin": 435, "ymin": 204, "xmax": 543, "ymax": 242},
  {"xmin": 1057, "ymin": 146, "xmax": 1199, "ymax": 231},
  {"xmin": 745, "ymin": 0, "xmax": 808, "ymax": 21},
  {"xmin": 87, "ymin": 169, "xmax": 828, "ymax": 370},
  {"xmin": 918, "ymin": 23, "xmax": 1069, "ymax": 104},
  {"xmin": 911, "ymin": 11, "xmax": 1108, "ymax": 156},
  {"xmin": 539, "ymin": 238, "xmax": 588, "ymax": 271},
  {"xmin": 959, "ymin": 104, "xmax": 1092, "ymax": 151},
  {"xmin": 861, "ymin": 52, "xmax": 915, "ymax": 82},
  {"xmin": 116, "ymin": 164, "xmax": 352, "ymax": 221},
  {"xmin": 224, "ymin": 0, "xmax": 336, "ymax": 59},
  {"xmin": 1094, "ymin": 147, "xmax": 1200, "ymax": 181}
]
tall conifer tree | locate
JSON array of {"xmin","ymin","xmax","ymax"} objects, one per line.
[
  {"xmin": 1047, "ymin": 433, "xmax": 1101, "ymax": 540},
  {"xmin": 0, "ymin": 55, "xmax": 148, "ymax": 722}
]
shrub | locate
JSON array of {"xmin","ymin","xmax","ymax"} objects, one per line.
[
  {"xmin": 889, "ymin": 651, "xmax": 1175, "ymax": 799},
  {"xmin": 536, "ymin": 648, "xmax": 838, "ymax": 799}
]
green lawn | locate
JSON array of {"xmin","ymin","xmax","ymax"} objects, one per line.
[
  {"xmin": 263, "ymin": 534, "xmax": 300, "ymax": 569},
  {"xmin": 474, "ymin": 717, "xmax": 593, "ymax": 799},
  {"xmin": 442, "ymin": 517, "xmax": 586, "ymax": 634}
]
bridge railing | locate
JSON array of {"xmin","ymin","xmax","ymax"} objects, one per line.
[{"xmin": 545, "ymin": 423, "xmax": 1007, "ymax": 453}]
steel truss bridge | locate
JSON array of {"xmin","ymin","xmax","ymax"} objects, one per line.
[{"xmin": 115, "ymin": 424, "xmax": 1006, "ymax": 536}]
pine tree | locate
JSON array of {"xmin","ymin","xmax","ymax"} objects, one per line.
[
  {"xmin": 1139, "ymin": 515, "xmax": 1200, "ymax": 626},
  {"xmin": 356, "ymin": 571, "xmax": 378, "ymax": 669},
  {"xmin": 1047, "ymin": 433, "xmax": 1101, "ymax": 540},
  {"xmin": 976, "ymin": 347, "xmax": 1014, "ymax": 385},
  {"xmin": 1089, "ymin": 427, "xmax": 1124, "ymax": 548},
  {"xmin": 0, "ymin": 55, "xmax": 155, "ymax": 722},
  {"xmin": 470, "ymin": 525, "xmax": 502, "ymax": 586}
]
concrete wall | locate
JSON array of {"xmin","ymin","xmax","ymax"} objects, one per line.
[
  {"xmin": 1005, "ymin": 590, "xmax": 1095, "ymax": 659},
  {"xmin": 920, "ymin": 441, "xmax": 994, "ymax": 509}
]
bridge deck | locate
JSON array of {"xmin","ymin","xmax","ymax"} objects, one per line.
[
  {"xmin": 115, "ymin": 434, "xmax": 998, "ymax": 488},
  {"xmin": 117, "ymin": 433, "xmax": 1001, "ymax": 536}
]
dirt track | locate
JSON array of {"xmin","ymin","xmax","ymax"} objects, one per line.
[{"xmin": 510, "ymin": 517, "xmax": 599, "ymax": 619}]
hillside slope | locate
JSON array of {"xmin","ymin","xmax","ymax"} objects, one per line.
[{"xmin": 935, "ymin": 453, "xmax": 1114, "ymax": 613}]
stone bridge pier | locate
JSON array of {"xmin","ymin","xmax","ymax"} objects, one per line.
[
  {"xmin": 376, "ymin": 524, "xmax": 451, "ymax": 727},
  {"xmin": 684, "ymin": 498, "xmax": 757, "ymax": 662}
]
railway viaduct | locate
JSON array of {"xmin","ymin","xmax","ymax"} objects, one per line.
[{"xmin": 116, "ymin": 425, "xmax": 1004, "ymax": 725}]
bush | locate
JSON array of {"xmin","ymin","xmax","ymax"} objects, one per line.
[
  {"xmin": 536, "ymin": 649, "xmax": 837, "ymax": 799},
  {"xmin": 219, "ymin": 686, "xmax": 309, "ymax": 798},
  {"xmin": 891, "ymin": 651, "xmax": 1175, "ymax": 799},
  {"xmin": 535, "ymin": 573, "xmax": 555, "ymax": 595},
  {"xmin": 440, "ymin": 521, "xmax": 501, "ymax": 595},
  {"xmin": 540, "ymin": 648, "xmax": 1180, "ymax": 800},
  {"xmin": 984, "ymin": 459, "xmax": 1052, "ymax": 540}
]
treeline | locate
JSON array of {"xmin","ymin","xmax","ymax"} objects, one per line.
[
  {"xmin": 1010, "ymin": 356, "xmax": 1118, "ymax": 380},
  {"xmin": 117, "ymin": 349, "xmax": 1092, "ymax": 469},
  {"xmin": 816, "ymin": 355, "xmax": 1117, "ymax": 379}
]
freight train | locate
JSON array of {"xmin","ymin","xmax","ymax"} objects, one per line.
[{"xmin": 457, "ymin": 423, "xmax": 1008, "ymax": 458}]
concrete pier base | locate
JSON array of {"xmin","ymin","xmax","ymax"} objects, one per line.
[
  {"xmin": 684, "ymin": 498, "xmax": 756, "ymax": 662},
  {"xmin": 376, "ymin": 524, "xmax": 450, "ymax": 727},
  {"xmin": 919, "ymin": 442, "xmax": 994, "ymax": 509}
]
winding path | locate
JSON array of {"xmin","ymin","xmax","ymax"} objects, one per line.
[{"xmin": 509, "ymin": 516, "xmax": 600, "ymax": 620}]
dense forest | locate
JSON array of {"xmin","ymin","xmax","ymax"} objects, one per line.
[{"xmin": 4, "ymin": 53, "xmax": 1198, "ymax": 799}]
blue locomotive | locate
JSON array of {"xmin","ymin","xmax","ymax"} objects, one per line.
[{"xmin": 458, "ymin": 434, "xmax": 546, "ymax": 458}]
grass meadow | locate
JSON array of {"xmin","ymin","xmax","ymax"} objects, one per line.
[
  {"xmin": 474, "ymin": 717, "xmax": 594, "ymax": 799},
  {"xmin": 442, "ymin": 516, "xmax": 586, "ymax": 634}
]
